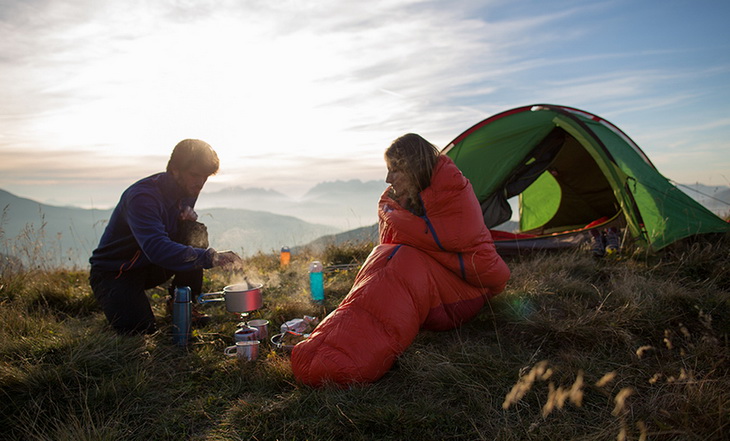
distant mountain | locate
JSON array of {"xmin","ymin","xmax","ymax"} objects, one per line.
[
  {"xmin": 0, "ymin": 189, "xmax": 112, "ymax": 269},
  {"xmin": 196, "ymin": 208, "xmax": 337, "ymax": 256},
  {"xmin": 0, "ymin": 189, "xmax": 337, "ymax": 269},
  {"xmin": 297, "ymin": 223, "xmax": 379, "ymax": 253},
  {"xmin": 198, "ymin": 186, "xmax": 290, "ymax": 209},
  {"xmin": 197, "ymin": 179, "xmax": 389, "ymax": 230},
  {"xmin": 303, "ymin": 180, "xmax": 388, "ymax": 200},
  {"xmin": 676, "ymin": 183, "xmax": 730, "ymax": 216},
  {"xmin": 2, "ymin": 178, "xmax": 726, "ymax": 270}
]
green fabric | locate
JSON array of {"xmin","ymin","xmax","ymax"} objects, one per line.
[
  {"xmin": 520, "ymin": 171, "xmax": 560, "ymax": 231},
  {"xmin": 447, "ymin": 111, "xmax": 555, "ymax": 201},
  {"xmin": 445, "ymin": 106, "xmax": 729, "ymax": 251},
  {"xmin": 586, "ymin": 118, "xmax": 729, "ymax": 250}
]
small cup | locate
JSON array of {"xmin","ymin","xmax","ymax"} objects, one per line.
[
  {"xmin": 247, "ymin": 319, "xmax": 269, "ymax": 341},
  {"xmin": 234, "ymin": 326, "xmax": 258, "ymax": 342},
  {"xmin": 224, "ymin": 340, "xmax": 260, "ymax": 361}
]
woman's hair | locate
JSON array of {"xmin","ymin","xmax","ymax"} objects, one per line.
[
  {"xmin": 385, "ymin": 133, "xmax": 440, "ymax": 215},
  {"xmin": 166, "ymin": 139, "xmax": 220, "ymax": 175}
]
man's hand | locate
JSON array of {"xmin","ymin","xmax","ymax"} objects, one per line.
[
  {"xmin": 180, "ymin": 206, "xmax": 198, "ymax": 222},
  {"xmin": 212, "ymin": 250, "xmax": 243, "ymax": 269}
]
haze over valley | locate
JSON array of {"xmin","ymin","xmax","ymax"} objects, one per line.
[
  {"xmin": 0, "ymin": 179, "xmax": 388, "ymax": 269},
  {"xmin": 1, "ymin": 180, "xmax": 727, "ymax": 270}
]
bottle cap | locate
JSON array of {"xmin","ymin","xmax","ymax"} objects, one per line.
[
  {"xmin": 175, "ymin": 286, "xmax": 191, "ymax": 302},
  {"xmin": 309, "ymin": 261, "xmax": 323, "ymax": 272}
]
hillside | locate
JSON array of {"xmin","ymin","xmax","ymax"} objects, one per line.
[
  {"xmin": 197, "ymin": 208, "xmax": 337, "ymax": 256},
  {"xmin": 197, "ymin": 180, "xmax": 388, "ymax": 230},
  {"xmin": 2, "ymin": 179, "xmax": 727, "ymax": 270},
  {"xmin": 0, "ymin": 189, "xmax": 112, "ymax": 268},
  {"xmin": 0, "ymin": 189, "xmax": 338, "ymax": 269},
  {"xmin": 297, "ymin": 223, "xmax": 379, "ymax": 253},
  {"xmin": 678, "ymin": 183, "xmax": 730, "ymax": 216}
]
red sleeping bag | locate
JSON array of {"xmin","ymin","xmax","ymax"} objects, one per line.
[{"xmin": 291, "ymin": 156, "xmax": 510, "ymax": 386}]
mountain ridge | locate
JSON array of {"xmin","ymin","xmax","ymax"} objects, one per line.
[
  {"xmin": 2, "ymin": 180, "xmax": 727, "ymax": 270},
  {"xmin": 195, "ymin": 179, "xmax": 388, "ymax": 230},
  {"xmin": 0, "ymin": 188, "xmax": 338, "ymax": 269}
]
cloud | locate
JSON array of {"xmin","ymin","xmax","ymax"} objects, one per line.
[
  {"xmin": 0, "ymin": 148, "xmax": 165, "ymax": 183},
  {"xmin": 1, "ymin": 0, "xmax": 729, "ymax": 207}
]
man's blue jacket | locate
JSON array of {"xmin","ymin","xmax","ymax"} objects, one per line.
[{"xmin": 90, "ymin": 172, "xmax": 214, "ymax": 276}]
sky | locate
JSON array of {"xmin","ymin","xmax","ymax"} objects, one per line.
[{"xmin": 1, "ymin": 0, "xmax": 729, "ymax": 209}]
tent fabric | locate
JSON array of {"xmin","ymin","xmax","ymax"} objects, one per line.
[
  {"xmin": 443, "ymin": 104, "xmax": 729, "ymax": 253},
  {"xmin": 291, "ymin": 156, "xmax": 510, "ymax": 386}
]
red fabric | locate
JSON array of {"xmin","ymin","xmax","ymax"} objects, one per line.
[
  {"xmin": 291, "ymin": 156, "xmax": 511, "ymax": 387},
  {"xmin": 583, "ymin": 216, "xmax": 610, "ymax": 229},
  {"xmin": 490, "ymin": 230, "xmax": 537, "ymax": 240}
]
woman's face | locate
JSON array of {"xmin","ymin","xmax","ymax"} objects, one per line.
[{"xmin": 386, "ymin": 163, "xmax": 411, "ymax": 197}]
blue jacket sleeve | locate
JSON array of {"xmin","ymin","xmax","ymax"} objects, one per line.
[{"xmin": 125, "ymin": 193, "xmax": 214, "ymax": 271}]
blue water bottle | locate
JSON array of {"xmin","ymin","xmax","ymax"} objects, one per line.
[
  {"xmin": 309, "ymin": 261, "xmax": 324, "ymax": 302},
  {"xmin": 172, "ymin": 286, "xmax": 192, "ymax": 346}
]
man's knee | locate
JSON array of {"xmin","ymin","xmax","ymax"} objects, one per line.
[{"xmin": 90, "ymin": 268, "xmax": 157, "ymax": 335}]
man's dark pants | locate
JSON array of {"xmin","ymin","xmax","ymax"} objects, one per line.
[{"xmin": 89, "ymin": 265, "xmax": 203, "ymax": 334}]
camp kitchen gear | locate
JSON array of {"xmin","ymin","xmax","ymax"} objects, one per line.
[
  {"xmin": 280, "ymin": 246, "xmax": 291, "ymax": 267},
  {"xmin": 247, "ymin": 319, "xmax": 269, "ymax": 340},
  {"xmin": 271, "ymin": 331, "xmax": 309, "ymax": 351},
  {"xmin": 308, "ymin": 261, "xmax": 324, "ymax": 302},
  {"xmin": 171, "ymin": 286, "xmax": 192, "ymax": 347},
  {"xmin": 280, "ymin": 316, "xmax": 319, "ymax": 334},
  {"xmin": 198, "ymin": 283, "xmax": 263, "ymax": 313},
  {"xmin": 271, "ymin": 333, "xmax": 295, "ymax": 351},
  {"xmin": 234, "ymin": 325, "xmax": 259, "ymax": 342},
  {"xmin": 224, "ymin": 340, "xmax": 260, "ymax": 361}
]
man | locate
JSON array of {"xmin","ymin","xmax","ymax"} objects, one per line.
[{"xmin": 89, "ymin": 139, "xmax": 242, "ymax": 334}]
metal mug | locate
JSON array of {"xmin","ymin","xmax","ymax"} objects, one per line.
[
  {"xmin": 224, "ymin": 340, "xmax": 260, "ymax": 361},
  {"xmin": 234, "ymin": 326, "xmax": 258, "ymax": 342},
  {"xmin": 247, "ymin": 319, "xmax": 269, "ymax": 341}
]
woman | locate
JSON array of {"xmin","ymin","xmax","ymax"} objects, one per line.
[{"xmin": 291, "ymin": 134, "xmax": 510, "ymax": 386}]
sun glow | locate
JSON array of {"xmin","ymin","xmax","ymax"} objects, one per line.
[
  {"xmin": 29, "ymin": 9, "xmax": 424, "ymax": 197},
  {"xmin": 2, "ymin": 1, "xmax": 728, "ymax": 208}
]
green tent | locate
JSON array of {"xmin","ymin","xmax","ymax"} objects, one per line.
[{"xmin": 442, "ymin": 104, "xmax": 729, "ymax": 254}]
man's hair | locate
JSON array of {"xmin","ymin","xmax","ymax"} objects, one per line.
[{"xmin": 166, "ymin": 139, "xmax": 220, "ymax": 175}]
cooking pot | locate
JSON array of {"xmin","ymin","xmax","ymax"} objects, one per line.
[{"xmin": 197, "ymin": 283, "xmax": 263, "ymax": 313}]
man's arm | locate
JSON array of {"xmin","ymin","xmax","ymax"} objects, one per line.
[{"xmin": 126, "ymin": 194, "xmax": 214, "ymax": 271}]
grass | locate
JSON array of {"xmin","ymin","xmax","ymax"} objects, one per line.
[{"xmin": 1, "ymin": 234, "xmax": 729, "ymax": 440}]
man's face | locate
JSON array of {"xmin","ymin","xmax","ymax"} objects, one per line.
[{"xmin": 171, "ymin": 165, "xmax": 211, "ymax": 198}]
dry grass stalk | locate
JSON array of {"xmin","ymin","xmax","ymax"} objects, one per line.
[
  {"xmin": 542, "ymin": 371, "xmax": 584, "ymax": 417},
  {"xmin": 502, "ymin": 360, "xmax": 551, "ymax": 409},
  {"xmin": 635, "ymin": 345, "xmax": 653, "ymax": 358},
  {"xmin": 698, "ymin": 309, "xmax": 712, "ymax": 329},
  {"xmin": 595, "ymin": 371, "xmax": 617, "ymax": 387},
  {"xmin": 612, "ymin": 387, "xmax": 634, "ymax": 416},
  {"xmin": 541, "ymin": 370, "xmax": 584, "ymax": 417}
]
